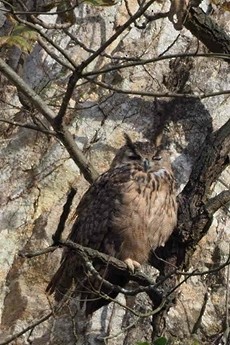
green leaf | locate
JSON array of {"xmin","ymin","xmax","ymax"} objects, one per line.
[
  {"xmin": 12, "ymin": 24, "xmax": 38, "ymax": 41},
  {"xmin": 192, "ymin": 340, "xmax": 201, "ymax": 345},
  {"xmin": 0, "ymin": 23, "xmax": 38, "ymax": 52},
  {"xmin": 153, "ymin": 337, "xmax": 168, "ymax": 345},
  {"xmin": 84, "ymin": 0, "xmax": 118, "ymax": 6}
]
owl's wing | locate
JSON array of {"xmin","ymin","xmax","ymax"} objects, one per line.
[
  {"xmin": 68, "ymin": 165, "xmax": 133, "ymax": 251},
  {"xmin": 46, "ymin": 165, "xmax": 132, "ymax": 307}
]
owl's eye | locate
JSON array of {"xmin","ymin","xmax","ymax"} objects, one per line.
[
  {"xmin": 128, "ymin": 154, "xmax": 141, "ymax": 160},
  {"xmin": 152, "ymin": 155, "xmax": 162, "ymax": 161}
]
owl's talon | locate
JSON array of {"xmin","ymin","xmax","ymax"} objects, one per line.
[{"xmin": 124, "ymin": 258, "xmax": 141, "ymax": 273}]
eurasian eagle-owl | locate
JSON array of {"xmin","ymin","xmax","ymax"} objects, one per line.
[{"xmin": 46, "ymin": 134, "xmax": 178, "ymax": 314}]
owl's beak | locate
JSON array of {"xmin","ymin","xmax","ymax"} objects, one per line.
[{"xmin": 143, "ymin": 158, "xmax": 150, "ymax": 172}]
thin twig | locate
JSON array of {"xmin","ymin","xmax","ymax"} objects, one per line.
[
  {"xmin": 0, "ymin": 57, "xmax": 99, "ymax": 183},
  {"xmin": 54, "ymin": 0, "xmax": 156, "ymax": 126},
  {"xmin": 0, "ymin": 312, "xmax": 52, "ymax": 345},
  {"xmin": 86, "ymin": 75, "xmax": 230, "ymax": 100},
  {"xmin": 177, "ymin": 255, "xmax": 230, "ymax": 277},
  {"xmin": 0, "ymin": 118, "xmax": 56, "ymax": 135},
  {"xmin": 86, "ymin": 77, "xmax": 196, "ymax": 98},
  {"xmin": 99, "ymin": 317, "xmax": 140, "ymax": 341},
  {"xmin": 82, "ymin": 52, "xmax": 230, "ymax": 78},
  {"xmin": 38, "ymin": 36, "xmax": 74, "ymax": 71},
  {"xmin": 223, "ymin": 245, "xmax": 230, "ymax": 342},
  {"xmin": 191, "ymin": 292, "xmax": 209, "ymax": 334},
  {"xmin": 19, "ymin": 246, "xmax": 58, "ymax": 258},
  {"xmin": 12, "ymin": 14, "xmax": 77, "ymax": 69},
  {"xmin": 30, "ymin": 14, "xmax": 73, "ymax": 29}
]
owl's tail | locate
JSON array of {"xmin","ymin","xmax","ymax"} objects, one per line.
[
  {"xmin": 46, "ymin": 258, "xmax": 129, "ymax": 316},
  {"xmin": 46, "ymin": 257, "xmax": 76, "ymax": 302}
]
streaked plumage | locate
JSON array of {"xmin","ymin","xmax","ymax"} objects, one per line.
[{"xmin": 46, "ymin": 134, "xmax": 178, "ymax": 314}]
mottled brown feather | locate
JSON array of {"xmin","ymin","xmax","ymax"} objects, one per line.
[{"xmin": 46, "ymin": 136, "xmax": 178, "ymax": 315}]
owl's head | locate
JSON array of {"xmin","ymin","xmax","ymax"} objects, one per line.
[{"xmin": 111, "ymin": 133, "xmax": 172, "ymax": 173}]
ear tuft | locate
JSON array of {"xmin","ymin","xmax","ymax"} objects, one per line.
[{"xmin": 123, "ymin": 133, "xmax": 133, "ymax": 147}]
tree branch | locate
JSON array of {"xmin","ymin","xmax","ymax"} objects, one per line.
[
  {"xmin": 0, "ymin": 312, "xmax": 52, "ymax": 345},
  {"xmin": 0, "ymin": 118, "xmax": 56, "ymax": 135},
  {"xmin": 149, "ymin": 118, "xmax": 230, "ymax": 333},
  {"xmin": 0, "ymin": 58, "xmax": 99, "ymax": 183},
  {"xmin": 185, "ymin": 7, "xmax": 230, "ymax": 54},
  {"xmin": 87, "ymin": 76, "xmax": 230, "ymax": 99},
  {"xmin": 54, "ymin": 0, "xmax": 156, "ymax": 126},
  {"xmin": 82, "ymin": 52, "xmax": 230, "ymax": 78},
  {"xmin": 206, "ymin": 190, "xmax": 230, "ymax": 215}
]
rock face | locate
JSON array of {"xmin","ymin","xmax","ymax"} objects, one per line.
[{"xmin": 0, "ymin": 1, "xmax": 229, "ymax": 344}]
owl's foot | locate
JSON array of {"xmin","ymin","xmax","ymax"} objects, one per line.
[{"xmin": 124, "ymin": 258, "xmax": 141, "ymax": 273}]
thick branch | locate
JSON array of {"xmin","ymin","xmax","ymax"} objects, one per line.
[
  {"xmin": 206, "ymin": 190, "xmax": 230, "ymax": 215},
  {"xmin": 174, "ymin": 119, "xmax": 230, "ymax": 254},
  {"xmin": 185, "ymin": 7, "xmax": 230, "ymax": 54},
  {"xmin": 150, "ymin": 118, "xmax": 230, "ymax": 332},
  {"xmin": 183, "ymin": 118, "xmax": 230, "ymax": 200}
]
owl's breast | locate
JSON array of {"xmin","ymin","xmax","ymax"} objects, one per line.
[{"xmin": 112, "ymin": 168, "xmax": 177, "ymax": 262}]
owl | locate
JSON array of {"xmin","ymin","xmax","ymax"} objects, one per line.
[{"xmin": 46, "ymin": 134, "xmax": 178, "ymax": 315}]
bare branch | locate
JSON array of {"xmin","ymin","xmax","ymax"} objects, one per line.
[
  {"xmin": 85, "ymin": 77, "xmax": 230, "ymax": 100},
  {"xmin": 0, "ymin": 58, "xmax": 99, "ymax": 183},
  {"xmin": 37, "ymin": 36, "xmax": 74, "ymax": 71},
  {"xmin": 20, "ymin": 239, "xmax": 161, "ymax": 298},
  {"xmin": 86, "ymin": 77, "xmax": 196, "ymax": 99},
  {"xmin": 178, "ymin": 254, "xmax": 230, "ymax": 277},
  {"xmin": 224, "ymin": 250, "xmax": 230, "ymax": 342},
  {"xmin": 0, "ymin": 312, "xmax": 52, "ymax": 345},
  {"xmin": 30, "ymin": 14, "xmax": 73, "ymax": 29},
  {"xmin": 1, "ymin": 2, "xmax": 77, "ymax": 16},
  {"xmin": 200, "ymin": 90, "xmax": 230, "ymax": 99},
  {"xmin": 13, "ymin": 14, "xmax": 77, "ymax": 69},
  {"xmin": 206, "ymin": 190, "xmax": 230, "ymax": 215},
  {"xmin": 0, "ymin": 118, "xmax": 56, "ymax": 135},
  {"xmin": 82, "ymin": 52, "xmax": 230, "ymax": 78},
  {"xmin": 54, "ymin": 0, "xmax": 156, "ymax": 126},
  {"xmin": 185, "ymin": 7, "xmax": 230, "ymax": 54},
  {"xmin": 183, "ymin": 118, "xmax": 230, "ymax": 199},
  {"xmin": 19, "ymin": 246, "xmax": 58, "ymax": 258},
  {"xmin": 191, "ymin": 292, "xmax": 209, "ymax": 334}
]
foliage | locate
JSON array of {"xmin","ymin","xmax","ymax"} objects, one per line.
[
  {"xmin": 84, "ymin": 0, "xmax": 118, "ymax": 6},
  {"xmin": 0, "ymin": 17, "xmax": 38, "ymax": 53},
  {"xmin": 154, "ymin": 337, "xmax": 168, "ymax": 345},
  {"xmin": 137, "ymin": 337, "xmax": 168, "ymax": 345}
]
